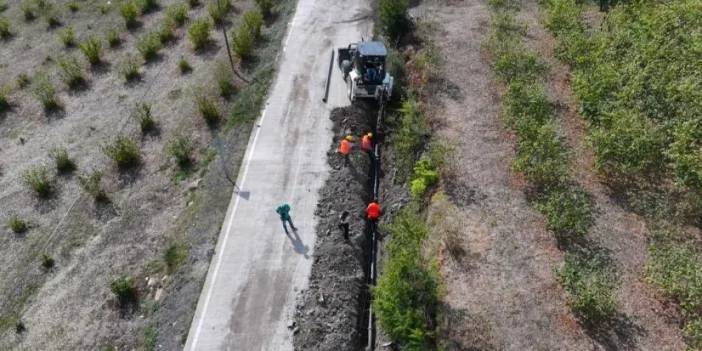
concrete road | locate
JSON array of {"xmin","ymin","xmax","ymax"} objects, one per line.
[{"xmin": 184, "ymin": 1, "xmax": 373, "ymax": 350}]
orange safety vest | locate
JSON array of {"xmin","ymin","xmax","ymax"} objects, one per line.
[
  {"xmin": 339, "ymin": 139, "xmax": 351, "ymax": 155},
  {"xmin": 366, "ymin": 202, "xmax": 381, "ymax": 220},
  {"xmin": 361, "ymin": 134, "xmax": 372, "ymax": 151}
]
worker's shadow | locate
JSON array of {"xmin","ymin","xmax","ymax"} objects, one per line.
[{"xmin": 286, "ymin": 229, "xmax": 310, "ymax": 259}]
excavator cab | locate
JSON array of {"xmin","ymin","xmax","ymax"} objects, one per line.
[{"xmin": 338, "ymin": 41, "xmax": 394, "ymax": 102}]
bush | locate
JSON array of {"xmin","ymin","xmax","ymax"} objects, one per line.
[
  {"xmin": 216, "ymin": 65, "xmax": 236, "ymax": 98},
  {"xmin": 49, "ymin": 147, "xmax": 75, "ymax": 173},
  {"xmin": 394, "ymin": 98, "xmax": 429, "ymax": 178},
  {"xmin": 536, "ymin": 186, "xmax": 592, "ymax": 241},
  {"xmin": 374, "ymin": 209, "xmax": 438, "ymax": 349},
  {"xmin": 40, "ymin": 254, "xmax": 54, "ymax": 270},
  {"xmin": 22, "ymin": 166, "xmax": 52, "ymax": 197},
  {"xmin": 0, "ymin": 85, "xmax": 9, "ymax": 112},
  {"xmin": 21, "ymin": 0, "xmax": 36, "ymax": 21},
  {"xmin": 138, "ymin": 0, "xmax": 158, "ymax": 14},
  {"xmin": 110, "ymin": 276, "xmax": 138, "ymax": 306},
  {"xmin": 79, "ymin": 36, "xmax": 102, "ymax": 65},
  {"xmin": 410, "ymin": 158, "xmax": 438, "ymax": 200},
  {"xmin": 44, "ymin": 11, "xmax": 61, "ymax": 27},
  {"xmin": 164, "ymin": 242, "xmax": 188, "ymax": 273},
  {"xmin": 98, "ymin": 2, "xmax": 111, "ymax": 14},
  {"xmin": 558, "ymin": 252, "xmax": 618, "ymax": 324},
  {"xmin": 16, "ymin": 73, "xmax": 31, "ymax": 89},
  {"xmin": 242, "ymin": 9, "xmax": 263, "ymax": 39},
  {"xmin": 136, "ymin": 32, "xmax": 162, "ymax": 61},
  {"xmin": 119, "ymin": 1, "xmax": 138, "ymax": 29},
  {"xmin": 158, "ymin": 17, "xmax": 176, "ymax": 43},
  {"xmin": 187, "ymin": 18, "xmax": 211, "ymax": 51},
  {"xmin": 7, "ymin": 215, "xmax": 28, "ymax": 234},
  {"xmin": 494, "ymin": 50, "xmax": 547, "ymax": 83},
  {"xmin": 207, "ymin": 0, "xmax": 230, "ymax": 25},
  {"xmin": 378, "ymin": 0, "xmax": 409, "ymax": 42},
  {"xmin": 503, "ymin": 81, "xmax": 552, "ymax": 129},
  {"xmin": 106, "ymin": 29, "xmax": 121, "ymax": 47},
  {"xmin": 132, "ymin": 103, "xmax": 156, "ymax": 134},
  {"xmin": 78, "ymin": 169, "xmax": 107, "ymax": 201},
  {"xmin": 166, "ymin": 133, "xmax": 194, "ymax": 167},
  {"xmin": 32, "ymin": 74, "xmax": 60, "ymax": 111},
  {"xmin": 166, "ymin": 4, "xmax": 188, "ymax": 26},
  {"xmin": 66, "ymin": 0, "xmax": 79, "ymax": 12},
  {"xmin": 56, "ymin": 55, "xmax": 85, "ymax": 90},
  {"xmin": 102, "ymin": 135, "xmax": 141, "ymax": 169},
  {"xmin": 57, "ymin": 26, "xmax": 75, "ymax": 47},
  {"xmin": 513, "ymin": 122, "xmax": 570, "ymax": 188},
  {"xmin": 187, "ymin": 0, "xmax": 200, "ymax": 8},
  {"xmin": 119, "ymin": 56, "xmax": 141, "ymax": 82},
  {"xmin": 0, "ymin": 16, "xmax": 10, "ymax": 39},
  {"xmin": 178, "ymin": 57, "xmax": 192, "ymax": 73},
  {"xmin": 230, "ymin": 24, "xmax": 253, "ymax": 60},
  {"xmin": 196, "ymin": 94, "xmax": 220, "ymax": 125},
  {"xmin": 254, "ymin": 0, "xmax": 272, "ymax": 17}
]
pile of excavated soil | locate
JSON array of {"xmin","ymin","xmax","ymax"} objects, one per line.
[{"xmin": 293, "ymin": 104, "xmax": 376, "ymax": 351}]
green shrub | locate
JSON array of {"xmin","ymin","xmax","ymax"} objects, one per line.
[
  {"xmin": 230, "ymin": 24, "xmax": 253, "ymax": 60},
  {"xmin": 138, "ymin": 0, "xmax": 158, "ymax": 14},
  {"xmin": 667, "ymin": 119, "xmax": 702, "ymax": 188},
  {"xmin": 206, "ymin": 0, "xmax": 230, "ymax": 25},
  {"xmin": 40, "ymin": 254, "xmax": 54, "ymax": 269},
  {"xmin": 110, "ymin": 276, "xmax": 138, "ymax": 306},
  {"xmin": 242, "ymin": 9, "xmax": 263, "ymax": 39},
  {"xmin": 494, "ymin": 50, "xmax": 547, "ymax": 83},
  {"xmin": 57, "ymin": 26, "xmax": 75, "ymax": 47},
  {"xmin": 378, "ymin": 0, "xmax": 409, "ymax": 42},
  {"xmin": 254, "ymin": 0, "xmax": 272, "ymax": 17},
  {"xmin": 106, "ymin": 29, "xmax": 121, "ymax": 47},
  {"xmin": 66, "ymin": 0, "xmax": 79, "ymax": 12},
  {"xmin": 374, "ymin": 209, "xmax": 438, "ymax": 349},
  {"xmin": 178, "ymin": 57, "xmax": 192, "ymax": 73},
  {"xmin": 166, "ymin": 4, "xmax": 188, "ymax": 26},
  {"xmin": 78, "ymin": 169, "xmax": 107, "ymax": 201},
  {"xmin": 513, "ymin": 122, "xmax": 570, "ymax": 187},
  {"xmin": 558, "ymin": 252, "xmax": 618, "ymax": 324},
  {"xmin": 119, "ymin": 56, "xmax": 141, "ymax": 82},
  {"xmin": 187, "ymin": 0, "xmax": 200, "ymax": 8},
  {"xmin": 136, "ymin": 32, "xmax": 162, "ymax": 61},
  {"xmin": 16, "ymin": 73, "xmax": 31, "ymax": 89},
  {"xmin": 394, "ymin": 98, "xmax": 429, "ymax": 178},
  {"xmin": 166, "ymin": 133, "xmax": 194, "ymax": 167},
  {"xmin": 49, "ymin": 147, "xmax": 76, "ymax": 173},
  {"xmin": 0, "ymin": 1, "xmax": 7, "ymax": 12},
  {"xmin": 503, "ymin": 81, "xmax": 551, "ymax": 128},
  {"xmin": 119, "ymin": 1, "xmax": 138, "ymax": 29},
  {"xmin": 132, "ymin": 102, "xmax": 156, "ymax": 134},
  {"xmin": 410, "ymin": 158, "xmax": 438, "ymax": 200},
  {"xmin": 98, "ymin": 2, "xmax": 111, "ymax": 14},
  {"xmin": 102, "ymin": 136, "xmax": 141, "ymax": 169},
  {"xmin": 164, "ymin": 241, "xmax": 188, "ymax": 273},
  {"xmin": 21, "ymin": 0, "xmax": 36, "ymax": 21},
  {"xmin": 44, "ymin": 11, "xmax": 61, "ymax": 27},
  {"xmin": 158, "ymin": 17, "xmax": 176, "ymax": 43},
  {"xmin": 7, "ymin": 215, "xmax": 28, "ymax": 234},
  {"xmin": 0, "ymin": 16, "xmax": 11, "ymax": 39},
  {"xmin": 79, "ymin": 36, "xmax": 102, "ymax": 65},
  {"xmin": 216, "ymin": 65, "xmax": 236, "ymax": 98},
  {"xmin": 0, "ymin": 85, "xmax": 9, "ymax": 112},
  {"xmin": 536, "ymin": 186, "xmax": 592, "ymax": 241},
  {"xmin": 32, "ymin": 74, "xmax": 61, "ymax": 111},
  {"xmin": 187, "ymin": 18, "xmax": 211, "ymax": 51},
  {"xmin": 196, "ymin": 94, "xmax": 220, "ymax": 125},
  {"xmin": 22, "ymin": 166, "xmax": 52, "ymax": 197},
  {"xmin": 56, "ymin": 55, "xmax": 85, "ymax": 90}
]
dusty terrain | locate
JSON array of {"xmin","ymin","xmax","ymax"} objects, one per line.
[{"xmin": 0, "ymin": 0, "xmax": 294, "ymax": 349}]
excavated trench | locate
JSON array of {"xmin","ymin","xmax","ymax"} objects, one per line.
[{"xmin": 293, "ymin": 103, "xmax": 378, "ymax": 350}]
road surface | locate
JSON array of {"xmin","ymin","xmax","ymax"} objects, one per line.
[{"xmin": 184, "ymin": 0, "xmax": 373, "ymax": 350}]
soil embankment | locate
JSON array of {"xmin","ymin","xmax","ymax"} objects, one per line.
[{"xmin": 293, "ymin": 104, "xmax": 376, "ymax": 350}]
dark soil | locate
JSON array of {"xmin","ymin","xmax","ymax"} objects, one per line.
[{"xmin": 293, "ymin": 104, "xmax": 376, "ymax": 351}]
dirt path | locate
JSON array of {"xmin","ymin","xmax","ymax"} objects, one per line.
[
  {"xmin": 183, "ymin": 0, "xmax": 374, "ymax": 349},
  {"xmin": 416, "ymin": 0, "xmax": 593, "ymax": 349}
]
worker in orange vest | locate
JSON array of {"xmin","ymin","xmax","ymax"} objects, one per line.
[
  {"xmin": 361, "ymin": 132, "xmax": 372, "ymax": 152},
  {"xmin": 366, "ymin": 200, "xmax": 381, "ymax": 221},
  {"xmin": 338, "ymin": 135, "xmax": 352, "ymax": 166}
]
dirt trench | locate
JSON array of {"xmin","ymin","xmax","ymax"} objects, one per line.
[{"xmin": 293, "ymin": 104, "xmax": 378, "ymax": 351}]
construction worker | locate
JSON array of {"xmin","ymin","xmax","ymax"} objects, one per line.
[
  {"xmin": 338, "ymin": 210, "xmax": 350, "ymax": 240},
  {"xmin": 338, "ymin": 135, "xmax": 352, "ymax": 166},
  {"xmin": 361, "ymin": 132, "xmax": 373, "ymax": 153},
  {"xmin": 275, "ymin": 203, "xmax": 297, "ymax": 234},
  {"xmin": 366, "ymin": 200, "xmax": 381, "ymax": 221}
]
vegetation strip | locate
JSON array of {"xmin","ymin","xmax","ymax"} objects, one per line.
[
  {"xmin": 485, "ymin": 0, "xmax": 619, "ymax": 326},
  {"xmin": 541, "ymin": 0, "xmax": 702, "ymax": 346}
]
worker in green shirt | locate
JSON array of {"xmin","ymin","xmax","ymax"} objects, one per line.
[{"xmin": 276, "ymin": 203, "xmax": 297, "ymax": 234}]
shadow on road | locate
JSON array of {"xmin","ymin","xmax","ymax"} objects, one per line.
[{"xmin": 286, "ymin": 229, "xmax": 309, "ymax": 259}]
